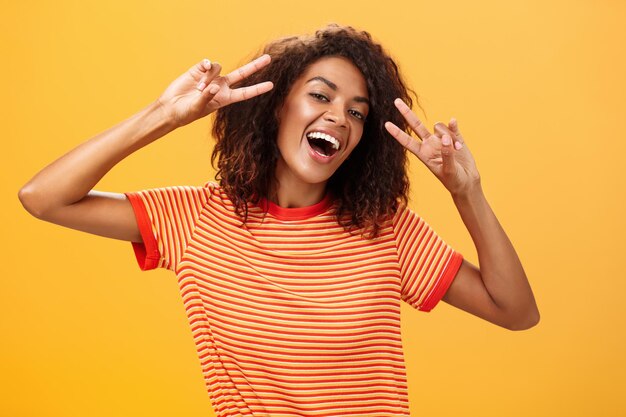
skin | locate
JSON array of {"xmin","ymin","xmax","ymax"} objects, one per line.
[
  {"xmin": 271, "ymin": 57, "xmax": 539, "ymax": 331},
  {"xmin": 385, "ymin": 101, "xmax": 539, "ymax": 330},
  {"xmin": 18, "ymin": 55, "xmax": 273, "ymax": 242},
  {"xmin": 273, "ymin": 56, "xmax": 369, "ymax": 208},
  {"xmin": 19, "ymin": 51, "xmax": 539, "ymax": 331}
]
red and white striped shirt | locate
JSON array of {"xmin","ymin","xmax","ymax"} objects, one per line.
[{"xmin": 126, "ymin": 182, "xmax": 462, "ymax": 417}]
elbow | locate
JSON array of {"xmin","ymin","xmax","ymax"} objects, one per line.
[
  {"xmin": 18, "ymin": 184, "xmax": 47, "ymax": 219},
  {"xmin": 505, "ymin": 308, "xmax": 540, "ymax": 331}
]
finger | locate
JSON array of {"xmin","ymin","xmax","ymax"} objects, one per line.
[
  {"xmin": 441, "ymin": 134, "xmax": 456, "ymax": 176},
  {"xmin": 449, "ymin": 117, "xmax": 465, "ymax": 149},
  {"xmin": 195, "ymin": 83, "xmax": 223, "ymax": 115},
  {"xmin": 200, "ymin": 58, "xmax": 212, "ymax": 72},
  {"xmin": 433, "ymin": 122, "xmax": 453, "ymax": 138},
  {"xmin": 223, "ymin": 54, "xmax": 272, "ymax": 86},
  {"xmin": 197, "ymin": 63, "xmax": 222, "ymax": 91},
  {"xmin": 201, "ymin": 82, "xmax": 221, "ymax": 101},
  {"xmin": 190, "ymin": 58, "xmax": 213, "ymax": 79},
  {"xmin": 385, "ymin": 121, "xmax": 421, "ymax": 155},
  {"xmin": 393, "ymin": 98, "xmax": 432, "ymax": 141},
  {"xmin": 435, "ymin": 121, "xmax": 463, "ymax": 150},
  {"xmin": 228, "ymin": 81, "xmax": 274, "ymax": 103}
]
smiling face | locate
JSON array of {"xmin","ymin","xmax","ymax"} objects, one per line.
[{"xmin": 275, "ymin": 56, "xmax": 370, "ymax": 191}]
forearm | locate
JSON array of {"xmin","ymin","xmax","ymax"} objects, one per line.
[
  {"xmin": 19, "ymin": 100, "xmax": 176, "ymax": 216},
  {"xmin": 452, "ymin": 184, "xmax": 539, "ymax": 325}
]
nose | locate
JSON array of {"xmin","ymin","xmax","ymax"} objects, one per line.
[{"xmin": 323, "ymin": 106, "xmax": 347, "ymax": 126}]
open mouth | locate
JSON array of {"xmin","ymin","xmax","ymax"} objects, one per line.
[{"xmin": 306, "ymin": 131, "xmax": 340, "ymax": 157}]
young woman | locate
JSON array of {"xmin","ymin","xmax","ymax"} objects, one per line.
[{"xmin": 19, "ymin": 24, "xmax": 539, "ymax": 417}]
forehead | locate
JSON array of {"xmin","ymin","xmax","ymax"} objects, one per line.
[{"xmin": 296, "ymin": 56, "xmax": 368, "ymax": 98}]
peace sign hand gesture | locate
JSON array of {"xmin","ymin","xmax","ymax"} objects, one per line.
[
  {"xmin": 157, "ymin": 54, "xmax": 274, "ymax": 129},
  {"xmin": 385, "ymin": 99, "xmax": 481, "ymax": 197}
]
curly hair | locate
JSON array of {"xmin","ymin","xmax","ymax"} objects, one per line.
[{"xmin": 212, "ymin": 24, "xmax": 417, "ymax": 238}]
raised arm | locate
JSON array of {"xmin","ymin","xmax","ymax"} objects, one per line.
[
  {"xmin": 18, "ymin": 56, "xmax": 273, "ymax": 242},
  {"xmin": 385, "ymin": 99, "xmax": 540, "ymax": 331}
]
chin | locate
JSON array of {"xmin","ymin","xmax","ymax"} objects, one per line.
[{"xmin": 295, "ymin": 167, "xmax": 337, "ymax": 186}]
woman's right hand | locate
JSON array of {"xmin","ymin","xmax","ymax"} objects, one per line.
[{"xmin": 157, "ymin": 54, "xmax": 274, "ymax": 128}]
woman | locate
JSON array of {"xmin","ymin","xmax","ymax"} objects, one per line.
[{"xmin": 19, "ymin": 24, "xmax": 539, "ymax": 417}]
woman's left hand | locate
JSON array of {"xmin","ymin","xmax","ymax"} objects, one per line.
[{"xmin": 385, "ymin": 98, "xmax": 481, "ymax": 197}]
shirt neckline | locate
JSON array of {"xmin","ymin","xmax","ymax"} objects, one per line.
[{"xmin": 258, "ymin": 193, "xmax": 334, "ymax": 220}]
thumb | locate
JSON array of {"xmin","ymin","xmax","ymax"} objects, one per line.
[
  {"xmin": 193, "ymin": 83, "xmax": 221, "ymax": 117},
  {"xmin": 441, "ymin": 134, "xmax": 456, "ymax": 177},
  {"xmin": 201, "ymin": 83, "xmax": 220, "ymax": 101}
]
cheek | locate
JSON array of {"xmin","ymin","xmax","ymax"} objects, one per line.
[
  {"xmin": 277, "ymin": 104, "xmax": 320, "ymax": 145},
  {"xmin": 347, "ymin": 127, "xmax": 365, "ymax": 153},
  {"xmin": 278, "ymin": 106, "xmax": 299, "ymax": 132},
  {"xmin": 337, "ymin": 127, "xmax": 365, "ymax": 164}
]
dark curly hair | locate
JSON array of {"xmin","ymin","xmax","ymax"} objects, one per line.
[{"xmin": 212, "ymin": 24, "xmax": 417, "ymax": 238}]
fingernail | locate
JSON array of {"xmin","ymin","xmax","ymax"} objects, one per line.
[
  {"xmin": 454, "ymin": 141, "xmax": 463, "ymax": 150},
  {"xmin": 203, "ymin": 59, "xmax": 211, "ymax": 69},
  {"xmin": 442, "ymin": 135, "xmax": 451, "ymax": 146},
  {"xmin": 197, "ymin": 81, "xmax": 206, "ymax": 91}
]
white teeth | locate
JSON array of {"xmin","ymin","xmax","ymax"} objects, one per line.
[{"xmin": 306, "ymin": 131, "xmax": 340, "ymax": 150}]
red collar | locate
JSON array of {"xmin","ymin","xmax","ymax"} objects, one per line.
[{"xmin": 258, "ymin": 194, "xmax": 333, "ymax": 220}]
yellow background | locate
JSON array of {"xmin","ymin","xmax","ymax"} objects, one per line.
[{"xmin": 2, "ymin": 0, "xmax": 625, "ymax": 416}]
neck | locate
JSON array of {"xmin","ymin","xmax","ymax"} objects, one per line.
[{"xmin": 272, "ymin": 162, "xmax": 327, "ymax": 208}]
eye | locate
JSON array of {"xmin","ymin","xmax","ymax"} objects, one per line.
[
  {"xmin": 309, "ymin": 92, "xmax": 329, "ymax": 102},
  {"xmin": 349, "ymin": 109, "xmax": 366, "ymax": 121}
]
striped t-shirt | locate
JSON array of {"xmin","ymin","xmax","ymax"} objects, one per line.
[{"xmin": 126, "ymin": 182, "xmax": 463, "ymax": 417}]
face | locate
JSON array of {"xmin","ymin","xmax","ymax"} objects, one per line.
[{"xmin": 275, "ymin": 56, "xmax": 370, "ymax": 187}]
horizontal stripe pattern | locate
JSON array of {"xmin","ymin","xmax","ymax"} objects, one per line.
[{"xmin": 126, "ymin": 182, "xmax": 462, "ymax": 417}]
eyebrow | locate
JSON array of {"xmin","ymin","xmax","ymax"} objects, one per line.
[{"xmin": 306, "ymin": 76, "xmax": 370, "ymax": 105}]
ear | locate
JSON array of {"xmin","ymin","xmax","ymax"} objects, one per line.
[{"xmin": 273, "ymin": 103, "xmax": 283, "ymax": 124}]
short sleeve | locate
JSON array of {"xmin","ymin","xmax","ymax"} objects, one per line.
[
  {"xmin": 393, "ymin": 205, "xmax": 463, "ymax": 312},
  {"xmin": 124, "ymin": 183, "xmax": 212, "ymax": 271}
]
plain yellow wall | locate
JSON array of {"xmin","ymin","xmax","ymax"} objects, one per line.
[{"xmin": 2, "ymin": 1, "xmax": 625, "ymax": 416}]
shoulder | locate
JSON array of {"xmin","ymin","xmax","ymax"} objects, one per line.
[
  {"xmin": 201, "ymin": 181, "xmax": 219, "ymax": 196},
  {"xmin": 139, "ymin": 182, "xmax": 230, "ymax": 210},
  {"xmin": 391, "ymin": 202, "xmax": 420, "ymax": 226},
  {"xmin": 199, "ymin": 181, "xmax": 240, "ymax": 217},
  {"xmin": 390, "ymin": 202, "xmax": 440, "ymax": 243}
]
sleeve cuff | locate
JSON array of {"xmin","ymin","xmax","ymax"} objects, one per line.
[
  {"xmin": 125, "ymin": 192, "xmax": 161, "ymax": 271},
  {"xmin": 420, "ymin": 251, "xmax": 464, "ymax": 312}
]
